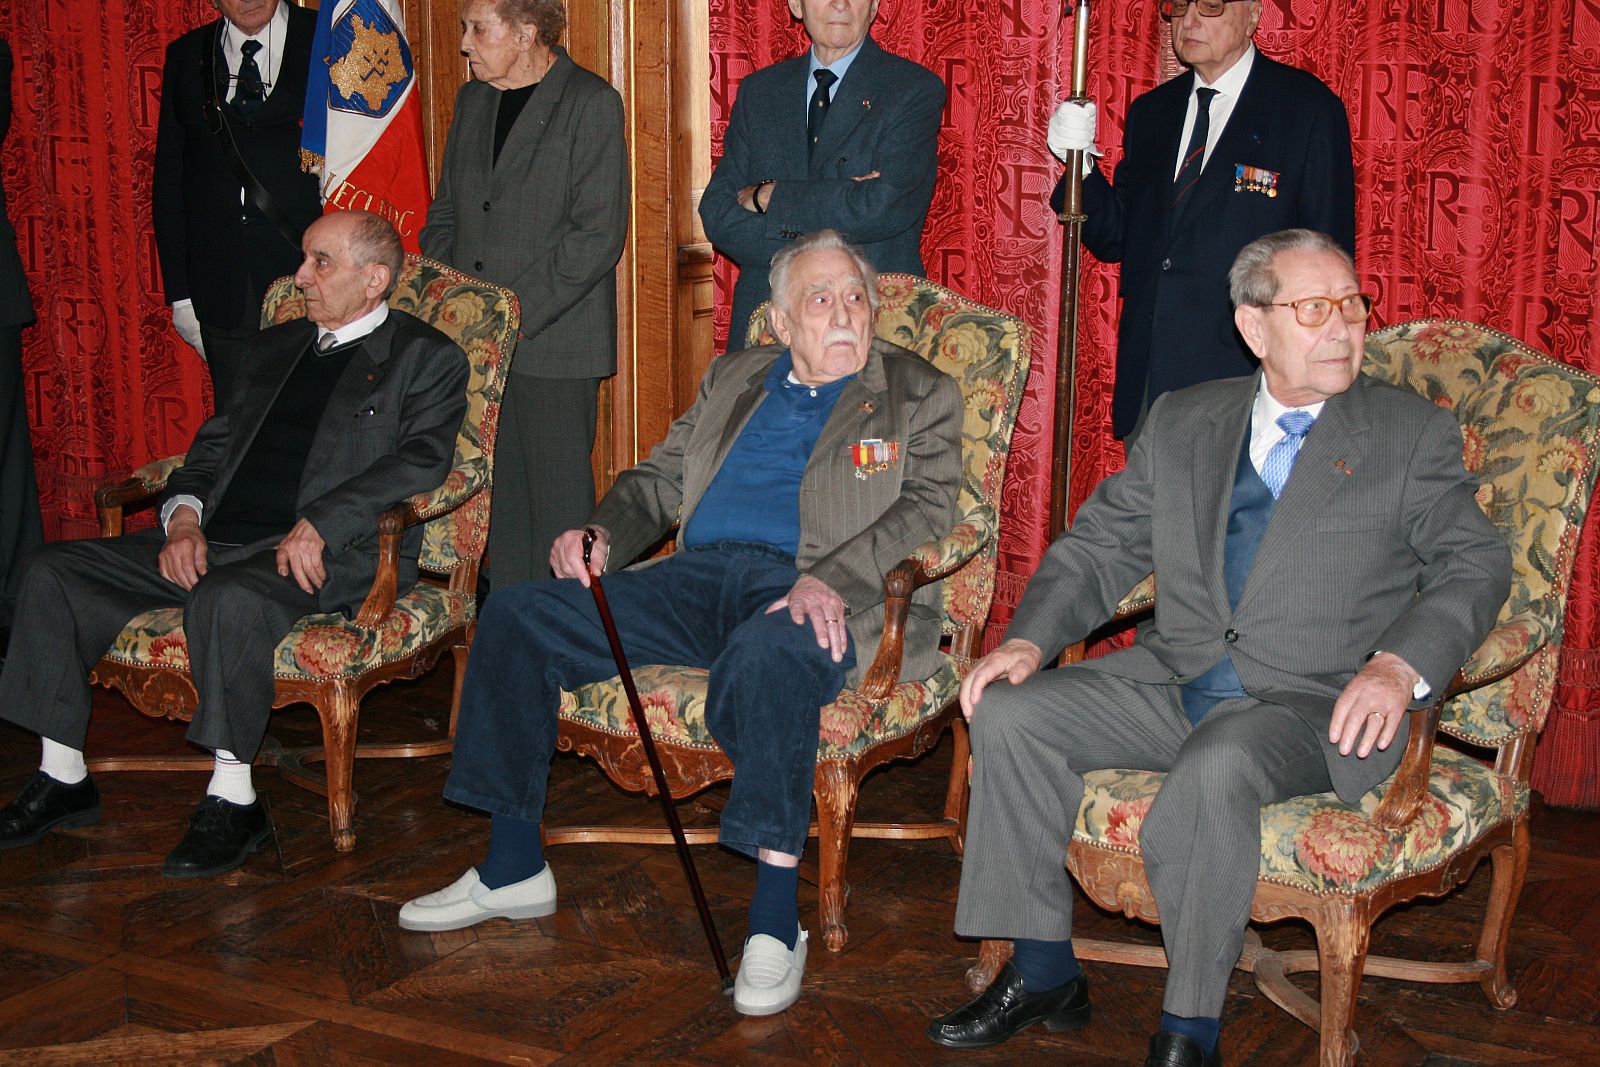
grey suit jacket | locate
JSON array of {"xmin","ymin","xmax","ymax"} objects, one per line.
[
  {"xmin": 420, "ymin": 47, "xmax": 629, "ymax": 379},
  {"xmin": 700, "ymin": 36, "xmax": 945, "ymax": 341},
  {"xmin": 590, "ymin": 338, "xmax": 963, "ymax": 686},
  {"xmin": 165, "ymin": 311, "xmax": 469, "ymax": 616},
  {"xmin": 1008, "ymin": 372, "xmax": 1511, "ymax": 801}
]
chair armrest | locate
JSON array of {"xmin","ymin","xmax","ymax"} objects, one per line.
[
  {"xmin": 351, "ymin": 460, "xmax": 488, "ymax": 628},
  {"xmin": 406, "ymin": 456, "xmax": 489, "ymax": 524},
  {"xmin": 96, "ymin": 454, "xmax": 187, "ymax": 537},
  {"xmin": 1112, "ymin": 573, "xmax": 1156, "ymax": 622},
  {"xmin": 1368, "ymin": 612, "xmax": 1548, "ymax": 830},
  {"xmin": 856, "ymin": 507, "xmax": 996, "ymax": 701},
  {"xmin": 906, "ymin": 506, "xmax": 997, "ymax": 582}
]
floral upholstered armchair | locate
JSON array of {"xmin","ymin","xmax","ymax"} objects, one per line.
[
  {"xmin": 89, "ymin": 255, "xmax": 518, "ymax": 851},
  {"xmin": 969, "ymin": 319, "xmax": 1600, "ymax": 1067},
  {"xmin": 547, "ymin": 273, "xmax": 1032, "ymax": 952}
]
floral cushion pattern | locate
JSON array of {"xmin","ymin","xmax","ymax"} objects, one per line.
[
  {"xmin": 1364, "ymin": 320, "xmax": 1600, "ymax": 745},
  {"xmin": 559, "ymin": 655, "xmax": 964, "ymax": 760},
  {"xmin": 1075, "ymin": 746, "xmax": 1525, "ymax": 896},
  {"xmin": 748, "ymin": 274, "xmax": 1033, "ymax": 633},
  {"xmin": 102, "ymin": 585, "xmax": 473, "ymax": 683},
  {"xmin": 262, "ymin": 255, "xmax": 518, "ymax": 578}
]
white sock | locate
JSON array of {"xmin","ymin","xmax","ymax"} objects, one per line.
[
  {"xmin": 206, "ymin": 750, "xmax": 256, "ymax": 805},
  {"xmin": 40, "ymin": 738, "xmax": 88, "ymax": 785}
]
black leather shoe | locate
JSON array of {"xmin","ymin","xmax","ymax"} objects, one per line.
[
  {"xmin": 161, "ymin": 795, "xmax": 271, "ymax": 879},
  {"xmin": 0, "ymin": 772, "xmax": 102, "ymax": 849},
  {"xmin": 925, "ymin": 961, "xmax": 1090, "ymax": 1049},
  {"xmin": 1145, "ymin": 1031, "xmax": 1222, "ymax": 1067}
]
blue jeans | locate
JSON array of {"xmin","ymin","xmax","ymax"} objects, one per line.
[{"xmin": 444, "ymin": 543, "xmax": 855, "ymax": 858}]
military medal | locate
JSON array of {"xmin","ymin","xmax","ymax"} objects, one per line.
[
  {"xmin": 851, "ymin": 438, "xmax": 899, "ymax": 479},
  {"xmin": 1234, "ymin": 164, "xmax": 1280, "ymax": 197}
]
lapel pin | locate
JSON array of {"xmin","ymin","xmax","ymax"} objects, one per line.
[
  {"xmin": 862, "ymin": 99, "xmax": 872, "ymax": 110},
  {"xmin": 859, "ymin": 401, "xmax": 875, "ymax": 413}
]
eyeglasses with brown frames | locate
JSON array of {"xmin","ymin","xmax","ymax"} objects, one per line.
[
  {"xmin": 1159, "ymin": 0, "xmax": 1250, "ymax": 19},
  {"xmin": 1259, "ymin": 292, "xmax": 1375, "ymax": 329}
]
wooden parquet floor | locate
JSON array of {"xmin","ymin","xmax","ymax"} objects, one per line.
[{"xmin": 1, "ymin": 668, "xmax": 1597, "ymax": 1066}]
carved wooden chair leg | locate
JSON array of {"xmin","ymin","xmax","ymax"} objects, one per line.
[
  {"xmin": 1477, "ymin": 821, "xmax": 1529, "ymax": 1008},
  {"xmin": 319, "ymin": 687, "xmax": 361, "ymax": 852},
  {"xmin": 966, "ymin": 937, "xmax": 1013, "ymax": 993},
  {"xmin": 1314, "ymin": 900, "xmax": 1369, "ymax": 1067},
  {"xmin": 813, "ymin": 759, "xmax": 860, "ymax": 952},
  {"xmin": 943, "ymin": 716, "xmax": 970, "ymax": 855},
  {"xmin": 447, "ymin": 633, "xmax": 470, "ymax": 738}
]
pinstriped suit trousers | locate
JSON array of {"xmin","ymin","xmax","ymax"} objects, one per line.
[{"xmin": 954, "ymin": 666, "xmax": 1332, "ymax": 1018}]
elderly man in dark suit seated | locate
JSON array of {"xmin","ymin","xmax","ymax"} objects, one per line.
[
  {"xmin": 926, "ymin": 230, "xmax": 1510, "ymax": 1067},
  {"xmin": 402, "ymin": 229, "xmax": 962, "ymax": 1017},
  {"xmin": 0, "ymin": 210, "xmax": 468, "ymax": 879}
]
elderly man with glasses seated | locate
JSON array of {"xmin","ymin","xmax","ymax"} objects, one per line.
[
  {"xmin": 926, "ymin": 230, "xmax": 1510, "ymax": 1067},
  {"xmin": 1045, "ymin": 0, "xmax": 1355, "ymax": 447}
]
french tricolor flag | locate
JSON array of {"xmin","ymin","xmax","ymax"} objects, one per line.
[{"xmin": 300, "ymin": 0, "xmax": 430, "ymax": 252}]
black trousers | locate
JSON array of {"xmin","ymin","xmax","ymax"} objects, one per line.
[{"xmin": 0, "ymin": 529, "xmax": 318, "ymax": 759}]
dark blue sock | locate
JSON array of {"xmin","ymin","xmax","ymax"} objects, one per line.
[
  {"xmin": 1160, "ymin": 1012, "xmax": 1220, "ymax": 1054},
  {"xmin": 746, "ymin": 860, "xmax": 800, "ymax": 949},
  {"xmin": 477, "ymin": 813, "xmax": 545, "ymax": 890},
  {"xmin": 1011, "ymin": 938, "xmax": 1082, "ymax": 992}
]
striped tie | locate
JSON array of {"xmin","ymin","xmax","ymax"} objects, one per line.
[{"xmin": 1170, "ymin": 87, "xmax": 1218, "ymax": 223}]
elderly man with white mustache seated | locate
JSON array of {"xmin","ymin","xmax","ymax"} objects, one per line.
[{"xmin": 401, "ymin": 228, "xmax": 963, "ymax": 1016}]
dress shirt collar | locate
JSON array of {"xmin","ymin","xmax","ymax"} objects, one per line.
[
  {"xmin": 316, "ymin": 303, "xmax": 389, "ymax": 352},
  {"xmin": 1249, "ymin": 375, "xmax": 1325, "ymax": 475},
  {"xmin": 1175, "ymin": 43, "xmax": 1255, "ymax": 176},
  {"xmin": 219, "ymin": 1, "xmax": 290, "ymax": 97},
  {"xmin": 805, "ymin": 39, "xmax": 865, "ymax": 112}
]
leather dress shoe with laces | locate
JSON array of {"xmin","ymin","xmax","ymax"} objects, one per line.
[
  {"xmin": 926, "ymin": 961, "xmax": 1090, "ymax": 1048},
  {"xmin": 0, "ymin": 772, "xmax": 102, "ymax": 849},
  {"xmin": 1145, "ymin": 1031, "xmax": 1222, "ymax": 1067},
  {"xmin": 162, "ymin": 795, "xmax": 271, "ymax": 879}
]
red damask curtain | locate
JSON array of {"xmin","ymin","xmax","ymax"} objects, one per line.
[
  {"xmin": 708, "ymin": 0, "xmax": 1600, "ymax": 806},
  {"xmin": 2, "ymin": 1, "xmax": 216, "ymax": 541}
]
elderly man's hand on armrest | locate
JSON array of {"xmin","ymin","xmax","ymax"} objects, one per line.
[{"xmin": 1328, "ymin": 651, "xmax": 1423, "ymax": 759}]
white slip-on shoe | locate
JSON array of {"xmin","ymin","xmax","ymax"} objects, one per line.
[
  {"xmin": 398, "ymin": 865, "xmax": 557, "ymax": 931},
  {"xmin": 732, "ymin": 927, "xmax": 808, "ymax": 1016}
]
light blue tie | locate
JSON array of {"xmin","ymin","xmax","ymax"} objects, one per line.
[{"xmin": 1260, "ymin": 411, "xmax": 1316, "ymax": 499}]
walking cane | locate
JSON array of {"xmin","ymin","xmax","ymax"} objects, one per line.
[{"xmin": 581, "ymin": 530, "xmax": 734, "ymax": 992}]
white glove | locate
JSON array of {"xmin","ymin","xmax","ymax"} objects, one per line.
[
  {"xmin": 1048, "ymin": 100, "xmax": 1099, "ymax": 162},
  {"xmin": 171, "ymin": 300, "xmax": 206, "ymax": 361}
]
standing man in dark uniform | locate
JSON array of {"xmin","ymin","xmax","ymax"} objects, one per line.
[
  {"xmin": 700, "ymin": 0, "xmax": 945, "ymax": 344},
  {"xmin": 0, "ymin": 38, "xmax": 41, "ymax": 659},
  {"xmin": 154, "ymin": 0, "xmax": 323, "ymax": 412},
  {"xmin": 1049, "ymin": 0, "xmax": 1355, "ymax": 440}
]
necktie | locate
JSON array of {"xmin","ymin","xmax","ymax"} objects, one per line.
[
  {"xmin": 233, "ymin": 39, "xmax": 266, "ymax": 116},
  {"xmin": 317, "ymin": 332, "xmax": 337, "ymax": 353},
  {"xmin": 1260, "ymin": 410, "xmax": 1316, "ymax": 499},
  {"xmin": 807, "ymin": 68, "xmax": 838, "ymax": 158},
  {"xmin": 1170, "ymin": 87, "xmax": 1218, "ymax": 219}
]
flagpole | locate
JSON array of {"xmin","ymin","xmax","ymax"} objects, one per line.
[{"xmin": 1048, "ymin": 0, "xmax": 1093, "ymax": 541}]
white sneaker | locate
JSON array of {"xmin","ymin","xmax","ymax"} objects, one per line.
[
  {"xmin": 397, "ymin": 865, "xmax": 556, "ymax": 931},
  {"xmin": 733, "ymin": 928, "xmax": 808, "ymax": 1016}
]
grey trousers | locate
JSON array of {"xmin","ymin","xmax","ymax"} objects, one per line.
[
  {"xmin": 954, "ymin": 666, "xmax": 1333, "ymax": 1018},
  {"xmin": 487, "ymin": 374, "xmax": 601, "ymax": 586},
  {"xmin": 0, "ymin": 529, "xmax": 318, "ymax": 760}
]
